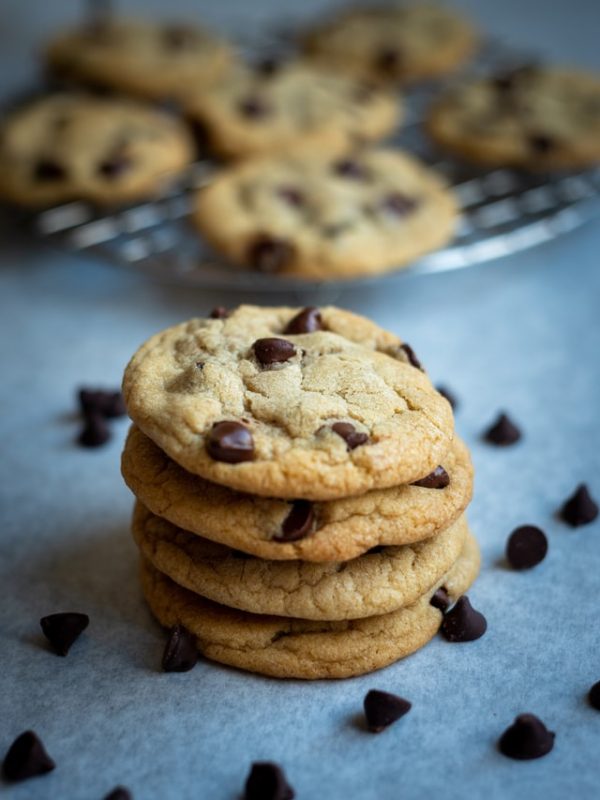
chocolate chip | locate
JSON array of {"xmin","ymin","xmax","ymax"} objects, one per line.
[
  {"xmin": 363, "ymin": 689, "xmax": 412, "ymax": 733},
  {"xmin": 498, "ymin": 714, "xmax": 555, "ymax": 760},
  {"xmin": 430, "ymin": 587, "xmax": 451, "ymax": 612},
  {"xmin": 238, "ymin": 97, "xmax": 271, "ymax": 119},
  {"xmin": 483, "ymin": 412, "xmax": 521, "ymax": 446},
  {"xmin": 374, "ymin": 47, "xmax": 403, "ymax": 76},
  {"xmin": 206, "ymin": 421, "xmax": 254, "ymax": 463},
  {"xmin": 98, "ymin": 151, "xmax": 132, "ymax": 178},
  {"xmin": 436, "ymin": 385, "xmax": 458, "ymax": 410},
  {"xmin": 104, "ymin": 788, "xmax": 132, "ymax": 800},
  {"xmin": 253, "ymin": 337, "xmax": 296, "ymax": 366},
  {"xmin": 40, "ymin": 612, "xmax": 89, "ymax": 656},
  {"xmin": 382, "ymin": 192, "xmax": 418, "ymax": 216},
  {"xmin": 441, "ymin": 596, "xmax": 487, "ymax": 642},
  {"xmin": 529, "ymin": 134, "xmax": 555, "ymax": 154},
  {"xmin": 331, "ymin": 422, "xmax": 369, "ymax": 450},
  {"xmin": 277, "ymin": 186, "xmax": 305, "ymax": 207},
  {"xmin": 506, "ymin": 525, "xmax": 548, "ymax": 569},
  {"xmin": 332, "ymin": 158, "xmax": 368, "ymax": 180},
  {"xmin": 162, "ymin": 625, "xmax": 198, "ymax": 672},
  {"xmin": 244, "ymin": 762, "xmax": 294, "ymax": 800},
  {"xmin": 588, "ymin": 681, "xmax": 600, "ymax": 710},
  {"xmin": 254, "ymin": 58, "xmax": 281, "ymax": 77},
  {"xmin": 398, "ymin": 343, "xmax": 423, "ymax": 370},
  {"xmin": 275, "ymin": 501, "xmax": 314, "ymax": 542},
  {"xmin": 34, "ymin": 160, "xmax": 66, "ymax": 181},
  {"xmin": 209, "ymin": 306, "xmax": 229, "ymax": 319},
  {"xmin": 163, "ymin": 26, "xmax": 196, "ymax": 50},
  {"xmin": 78, "ymin": 388, "xmax": 126, "ymax": 419},
  {"xmin": 559, "ymin": 484, "xmax": 599, "ymax": 527},
  {"xmin": 411, "ymin": 466, "xmax": 450, "ymax": 489},
  {"xmin": 2, "ymin": 731, "xmax": 55, "ymax": 782},
  {"xmin": 492, "ymin": 64, "xmax": 539, "ymax": 92},
  {"xmin": 367, "ymin": 545, "xmax": 385, "ymax": 555},
  {"xmin": 284, "ymin": 307, "xmax": 323, "ymax": 334},
  {"xmin": 78, "ymin": 413, "xmax": 111, "ymax": 447},
  {"xmin": 247, "ymin": 235, "xmax": 295, "ymax": 273}
]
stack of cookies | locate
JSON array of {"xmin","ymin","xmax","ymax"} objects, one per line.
[{"xmin": 121, "ymin": 305, "xmax": 479, "ymax": 679}]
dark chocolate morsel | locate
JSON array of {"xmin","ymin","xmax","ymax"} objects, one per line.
[
  {"xmin": 498, "ymin": 714, "xmax": 555, "ymax": 760},
  {"xmin": 436, "ymin": 385, "xmax": 458, "ymax": 410},
  {"xmin": 40, "ymin": 612, "xmax": 89, "ymax": 656},
  {"xmin": 529, "ymin": 133, "xmax": 555, "ymax": 154},
  {"xmin": 104, "ymin": 788, "xmax": 132, "ymax": 800},
  {"xmin": 412, "ymin": 466, "xmax": 450, "ymax": 489},
  {"xmin": 162, "ymin": 625, "xmax": 198, "ymax": 672},
  {"xmin": 588, "ymin": 681, "xmax": 600, "ymax": 710},
  {"xmin": 506, "ymin": 525, "xmax": 548, "ymax": 569},
  {"xmin": 275, "ymin": 501, "xmax": 314, "ymax": 542},
  {"xmin": 483, "ymin": 412, "xmax": 521, "ymax": 446},
  {"xmin": 244, "ymin": 761, "xmax": 295, "ymax": 800},
  {"xmin": 206, "ymin": 421, "xmax": 254, "ymax": 463},
  {"xmin": 2, "ymin": 731, "xmax": 55, "ymax": 782},
  {"xmin": 78, "ymin": 388, "xmax": 126, "ymax": 419},
  {"xmin": 247, "ymin": 235, "xmax": 295, "ymax": 273},
  {"xmin": 98, "ymin": 152, "xmax": 132, "ymax": 178},
  {"xmin": 209, "ymin": 306, "xmax": 229, "ymax": 319},
  {"xmin": 284, "ymin": 307, "xmax": 323, "ymax": 334},
  {"xmin": 78, "ymin": 413, "xmax": 111, "ymax": 447},
  {"xmin": 34, "ymin": 160, "xmax": 66, "ymax": 181},
  {"xmin": 238, "ymin": 97, "xmax": 271, "ymax": 119},
  {"xmin": 331, "ymin": 422, "xmax": 369, "ymax": 450},
  {"xmin": 441, "ymin": 596, "xmax": 487, "ymax": 642},
  {"xmin": 253, "ymin": 337, "xmax": 296, "ymax": 366},
  {"xmin": 363, "ymin": 689, "xmax": 412, "ymax": 733},
  {"xmin": 398, "ymin": 343, "xmax": 423, "ymax": 370},
  {"xmin": 374, "ymin": 47, "xmax": 403, "ymax": 75},
  {"xmin": 382, "ymin": 192, "xmax": 418, "ymax": 216},
  {"xmin": 254, "ymin": 57, "xmax": 281, "ymax": 76},
  {"xmin": 332, "ymin": 158, "xmax": 368, "ymax": 179},
  {"xmin": 430, "ymin": 587, "xmax": 451, "ymax": 612},
  {"xmin": 559, "ymin": 484, "xmax": 599, "ymax": 527}
]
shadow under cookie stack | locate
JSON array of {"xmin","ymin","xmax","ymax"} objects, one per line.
[{"xmin": 121, "ymin": 305, "xmax": 479, "ymax": 679}]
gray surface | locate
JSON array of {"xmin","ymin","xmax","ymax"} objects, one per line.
[{"xmin": 1, "ymin": 2, "xmax": 600, "ymax": 799}]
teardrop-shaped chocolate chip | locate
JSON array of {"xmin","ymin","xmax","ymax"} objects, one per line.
[
  {"xmin": 412, "ymin": 466, "xmax": 450, "ymax": 489},
  {"xmin": 209, "ymin": 306, "xmax": 229, "ymax": 319},
  {"xmin": 2, "ymin": 730, "xmax": 55, "ymax": 782},
  {"xmin": 498, "ymin": 714, "xmax": 555, "ymax": 760},
  {"xmin": 247, "ymin": 235, "xmax": 295, "ymax": 273},
  {"xmin": 559, "ymin": 483, "xmax": 599, "ymax": 527},
  {"xmin": 331, "ymin": 422, "xmax": 369, "ymax": 450},
  {"xmin": 484, "ymin": 412, "xmax": 521, "ymax": 446},
  {"xmin": 588, "ymin": 680, "xmax": 600, "ymax": 710},
  {"xmin": 206, "ymin": 421, "xmax": 254, "ymax": 463},
  {"xmin": 162, "ymin": 625, "xmax": 198, "ymax": 672},
  {"xmin": 275, "ymin": 501, "xmax": 314, "ymax": 542},
  {"xmin": 40, "ymin": 612, "xmax": 89, "ymax": 656},
  {"xmin": 430, "ymin": 587, "xmax": 451, "ymax": 612},
  {"xmin": 253, "ymin": 337, "xmax": 296, "ymax": 366},
  {"xmin": 441, "ymin": 596, "xmax": 487, "ymax": 642},
  {"xmin": 244, "ymin": 762, "xmax": 294, "ymax": 800},
  {"xmin": 284, "ymin": 307, "xmax": 323, "ymax": 334},
  {"xmin": 363, "ymin": 689, "xmax": 412, "ymax": 733}
]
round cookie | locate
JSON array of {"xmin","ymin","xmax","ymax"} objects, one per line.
[
  {"xmin": 0, "ymin": 94, "xmax": 194, "ymax": 207},
  {"xmin": 132, "ymin": 501, "xmax": 469, "ymax": 620},
  {"xmin": 427, "ymin": 66, "xmax": 600, "ymax": 171},
  {"xmin": 45, "ymin": 17, "xmax": 233, "ymax": 101},
  {"xmin": 303, "ymin": 4, "xmax": 477, "ymax": 86},
  {"xmin": 122, "ymin": 426, "xmax": 472, "ymax": 561},
  {"xmin": 184, "ymin": 60, "xmax": 400, "ymax": 161},
  {"xmin": 122, "ymin": 305, "xmax": 455, "ymax": 500},
  {"xmin": 194, "ymin": 148, "xmax": 458, "ymax": 280},
  {"xmin": 140, "ymin": 532, "xmax": 480, "ymax": 679}
]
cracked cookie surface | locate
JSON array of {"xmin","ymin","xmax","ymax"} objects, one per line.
[
  {"xmin": 122, "ymin": 305, "xmax": 455, "ymax": 500},
  {"xmin": 427, "ymin": 66, "xmax": 600, "ymax": 170},
  {"xmin": 303, "ymin": 4, "xmax": 477, "ymax": 86},
  {"xmin": 122, "ymin": 426, "xmax": 472, "ymax": 561},
  {"xmin": 45, "ymin": 17, "xmax": 233, "ymax": 101},
  {"xmin": 132, "ymin": 501, "xmax": 469, "ymax": 620},
  {"xmin": 194, "ymin": 148, "xmax": 457, "ymax": 280},
  {"xmin": 184, "ymin": 60, "xmax": 399, "ymax": 161},
  {"xmin": 0, "ymin": 93, "xmax": 193, "ymax": 207},
  {"xmin": 140, "ymin": 531, "xmax": 480, "ymax": 679}
]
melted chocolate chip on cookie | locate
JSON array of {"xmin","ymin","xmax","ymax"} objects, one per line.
[
  {"xmin": 528, "ymin": 133, "xmax": 555, "ymax": 154},
  {"xmin": 207, "ymin": 421, "xmax": 254, "ymax": 463},
  {"xmin": 412, "ymin": 466, "xmax": 450, "ymax": 489},
  {"xmin": 331, "ymin": 422, "xmax": 369, "ymax": 450},
  {"xmin": 238, "ymin": 97, "xmax": 271, "ymax": 119},
  {"xmin": 382, "ymin": 192, "xmax": 419, "ymax": 216},
  {"xmin": 284, "ymin": 307, "xmax": 323, "ymax": 334},
  {"xmin": 98, "ymin": 150, "xmax": 132, "ymax": 179},
  {"xmin": 253, "ymin": 338, "xmax": 296, "ymax": 366},
  {"xmin": 2, "ymin": 731, "xmax": 55, "ymax": 783},
  {"xmin": 277, "ymin": 186, "xmax": 305, "ymax": 207},
  {"xmin": 498, "ymin": 714, "xmax": 555, "ymax": 760},
  {"xmin": 34, "ymin": 159, "xmax": 66, "ymax": 181},
  {"xmin": 374, "ymin": 46, "xmax": 403, "ymax": 76},
  {"xmin": 430, "ymin": 587, "xmax": 451, "ymax": 612},
  {"xmin": 247, "ymin": 235, "xmax": 295, "ymax": 273},
  {"xmin": 40, "ymin": 612, "xmax": 89, "ymax": 656},
  {"xmin": 275, "ymin": 500, "xmax": 315, "ymax": 542},
  {"xmin": 332, "ymin": 158, "xmax": 369, "ymax": 180},
  {"xmin": 363, "ymin": 689, "xmax": 412, "ymax": 733}
]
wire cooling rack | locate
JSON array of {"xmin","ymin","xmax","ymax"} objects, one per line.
[{"xmin": 23, "ymin": 39, "xmax": 600, "ymax": 291}]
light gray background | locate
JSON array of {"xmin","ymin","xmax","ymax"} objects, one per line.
[{"xmin": 1, "ymin": 2, "xmax": 599, "ymax": 798}]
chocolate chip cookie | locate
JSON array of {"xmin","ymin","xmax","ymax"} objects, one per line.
[
  {"xmin": 427, "ymin": 66, "xmax": 600, "ymax": 170},
  {"xmin": 0, "ymin": 93, "xmax": 193, "ymax": 207},
  {"xmin": 303, "ymin": 3, "xmax": 477, "ymax": 86},
  {"xmin": 122, "ymin": 306, "xmax": 455, "ymax": 500},
  {"xmin": 194, "ymin": 148, "xmax": 458, "ymax": 279}
]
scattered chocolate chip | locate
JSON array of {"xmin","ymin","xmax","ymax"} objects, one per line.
[
  {"xmin": 588, "ymin": 681, "xmax": 600, "ymax": 710},
  {"xmin": 498, "ymin": 714, "xmax": 555, "ymax": 760},
  {"xmin": 247, "ymin": 235, "xmax": 295, "ymax": 273},
  {"xmin": 162, "ymin": 625, "xmax": 198, "ymax": 672},
  {"xmin": 78, "ymin": 388, "xmax": 126, "ymax": 419},
  {"xmin": 78, "ymin": 413, "xmax": 111, "ymax": 447},
  {"xmin": 331, "ymin": 422, "xmax": 369, "ymax": 450},
  {"xmin": 104, "ymin": 788, "xmax": 132, "ymax": 800},
  {"xmin": 2, "ymin": 731, "xmax": 55, "ymax": 782},
  {"xmin": 253, "ymin": 337, "xmax": 296, "ymax": 366},
  {"xmin": 483, "ymin": 412, "xmax": 521, "ymax": 446},
  {"xmin": 363, "ymin": 689, "xmax": 412, "ymax": 733},
  {"xmin": 209, "ymin": 306, "xmax": 229, "ymax": 319},
  {"xmin": 412, "ymin": 466, "xmax": 450, "ymax": 489},
  {"xmin": 430, "ymin": 587, "xmax": 451, "ymax": 612},
  {"xmin": 40, "ymin": 612, "xmax": 89, "ymax": 656},
  {"xmin": 374, "ymin": 47, "xmax": 403, "ymax": 76},
  {"xmin": 436, "ymin": 384, "xmax": 458, "ymax": 410},
  {"xmin": 284, "ymin": 307, "xmax": 323, "ymax": 334},
  {"xmin": 206, "ymin": 421, "xmax": 254, "ymax": 464},
  {"xmin": 506, "ymin": 525, "xmax": 548, "ymax": 569},
  {"xmin": 238, "ymin": 97, "xmax": 271, "ymax": 119},
  {"xmin": 275, "ymin": 501, "xmax": 314, "ymax": 542},
  {"xmin": 98, "ymin": 151, "xmax": 131, "ymax": 179},
  {"xmin": 398, "ymin": 343, "xmax": 423, "ymax": 370},
  {"xmin": 332, "ymin": 158, "xmax": 368, "ymax": 180},
  {"xmin": 559, "ymin": 484, "xmax": 599, "ymax": 527},
  {"xmin": 244, "ymin": 762, "xmax": 294, "ymax": 800},
  {"xmin": 277, "ymin": 186, "xmax": 305, "ymax": 207},
  {"xmin": 382, "ymin": 192, "xmax": 418, "ymax": 216},
  {"xmin": 441, "ymin": 596, "xmax": 487, "ymax": 642},
  {"xmin": 34, "ymin": 159, "xmax": 66, "ymax": 181},
  {"xmin": 529, "ymin": 133, "xmax": 555, "ymax": 154}
]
